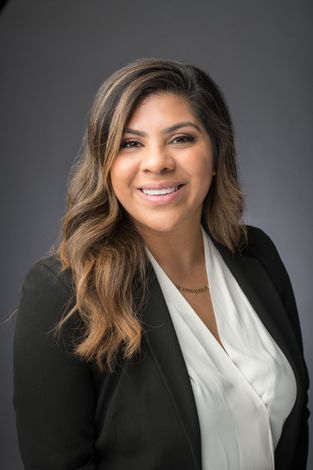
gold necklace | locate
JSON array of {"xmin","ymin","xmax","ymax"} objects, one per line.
[{"xmin": 174, "ymin": 283, "xmax": 209, "ymax": 294}]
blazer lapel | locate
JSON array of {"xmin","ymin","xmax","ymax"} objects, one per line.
[{"xmin": 140, "ymin": 266, "xmax": 202, "ymax": 470}]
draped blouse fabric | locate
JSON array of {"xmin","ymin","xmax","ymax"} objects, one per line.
[{"xmin": 145, "ymin": 227, "xmax": 297, "ymax": 470}]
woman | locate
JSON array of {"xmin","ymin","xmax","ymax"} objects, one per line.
[{"xmin": 13, "ymin": 58, "xmax": 310, "ymax": 470}]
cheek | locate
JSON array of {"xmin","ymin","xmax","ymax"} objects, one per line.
[
  {"xmin": 110, "ymin": 157, "xmax": 138, "ymax": 193},
  {"xmin": 186, "ymin": 149, "xmax": 215, "ymax": 177},
  {"xmin": 188, "ymin": 151, "xmax": 215, "ymax": 197}
]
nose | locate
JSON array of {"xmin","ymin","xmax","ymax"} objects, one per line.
[{"xmin": 140, "ymin": 144, "xmax": 175, "ymax": 174}]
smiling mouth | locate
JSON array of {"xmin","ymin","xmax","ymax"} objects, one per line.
[{"xmin": 140, "ymin": 184, "xmax": 184, "ymax": 196}]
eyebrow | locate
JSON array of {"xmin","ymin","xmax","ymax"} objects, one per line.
[{"xmin": 124, "ymin": 121, "xmax": 201, "ymax": 137}]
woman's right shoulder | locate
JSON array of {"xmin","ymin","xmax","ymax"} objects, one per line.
[
  {"xmin": 23, "ymin": 254, "xmax": 75, "ymax": 296},
  {"xmin": 17, "ymin": 254, "xmax": 76, "ymax": 328}
]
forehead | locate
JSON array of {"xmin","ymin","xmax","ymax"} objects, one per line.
[{"xmin": 127, "ymin": 92, "xmax": 198, "ymax": 125}]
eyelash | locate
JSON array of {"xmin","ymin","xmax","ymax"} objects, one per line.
[{"xmin": 120, "ymin": 134, "xmax": 196, "ymax": 149}]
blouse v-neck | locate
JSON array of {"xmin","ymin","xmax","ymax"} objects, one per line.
[{"xmin": 145, "ymin": 227, "xmax": 297, "ymax": 470}]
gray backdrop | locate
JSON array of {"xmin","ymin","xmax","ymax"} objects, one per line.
[{"xmin": 1, "ymin": 0, "xmax": 312, "ymax": 468}]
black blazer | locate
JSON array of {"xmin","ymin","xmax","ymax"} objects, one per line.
[{"xmin": 13, "ymin": 225, "xmax": 310, "ymax": 470}]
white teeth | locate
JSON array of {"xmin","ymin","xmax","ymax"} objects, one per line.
[{"xmin": 142, "ymin": 186, "xmax": 179, "ymax": 196}]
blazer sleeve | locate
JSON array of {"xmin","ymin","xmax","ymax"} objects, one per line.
[
  {"xmin": 13, "ymin": 259, "xmax": 97, "ymax": 470},
  {"xmin": 247, "ymin": 226, "xmax": 310, "ymax": 469}
]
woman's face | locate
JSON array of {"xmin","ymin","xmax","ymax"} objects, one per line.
[{"xmin": 110, "ymin": 92, "xmax": 216, "ymax": 236}]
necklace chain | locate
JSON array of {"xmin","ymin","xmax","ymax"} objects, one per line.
[{"xmin": 174, "ymin": 283, "xmax": 209, "ymax": 294}]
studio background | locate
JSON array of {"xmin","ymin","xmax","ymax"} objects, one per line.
[{"xmin": 0, "ymin": 0, "xmax": 312, "ymax": 468}]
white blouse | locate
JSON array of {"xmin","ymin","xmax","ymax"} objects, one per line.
[{"xmin": 146, "ymin": 227, "xmax": 297, "ymax": 470}]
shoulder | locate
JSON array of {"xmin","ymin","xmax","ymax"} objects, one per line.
[
  {"xmin": 16, "ymin": 254, "xmax": 76, "ymax": 332},
  {"xmin": 245, "ymin": 224, "xmax": 279, "ymax": 255},
  {"xmin": 244, "ymin": 224, "xmax": 285, "ymax": 270},
  {"xmin": 22, "ymin": 254, "xmax": 75, "ymax": 298}
]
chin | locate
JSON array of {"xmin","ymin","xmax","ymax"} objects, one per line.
[
  {"xmin": 134, "ymin": 215, "xmax": 185, "ymax": 235},
  {"xmin": 149, "ymin": 224, "xmax": 178, "ymax": 233}
]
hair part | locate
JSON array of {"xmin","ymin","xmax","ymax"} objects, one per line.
[{"xmin": 51, "ymin": 57, "xmax": 248, "ymax": 372}]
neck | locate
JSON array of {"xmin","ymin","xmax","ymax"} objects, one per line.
[{"xmin": 137, "ymin": 221, "xmax": 206, "ymax": 278}]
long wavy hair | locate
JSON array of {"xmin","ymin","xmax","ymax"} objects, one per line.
[{"xmin": 51, "ymin": 57, "xmax": 248, "ymax": 372}]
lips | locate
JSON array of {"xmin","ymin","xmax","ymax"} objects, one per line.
[
  {"xmin": 141, "ymin": 185, "xmax": 181, "ymax": 196},
  {"xmin": 137, "ymin": 183, "xmax": 186, "ymax": 204},
  {"xmin": 139, "ymin": 182, "xmax": 185, "ymax": 193}
]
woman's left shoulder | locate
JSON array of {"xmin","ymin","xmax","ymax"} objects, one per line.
[
  {"xmin": 244, "ymin": 224, "xmax": 284, "ymax": 265},
  {"xmin": 246, "ymin": 224, "xmax": 277, "ymax": 248}
]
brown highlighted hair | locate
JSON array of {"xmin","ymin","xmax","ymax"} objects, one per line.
[{"xmin": 52, "ymin": 57, "xmax": 247, "ymax": 372}]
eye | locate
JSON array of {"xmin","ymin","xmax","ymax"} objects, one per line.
[
  {"xmin": 120, "ymin": 139, "xmax": 142, "ymax": 149},
  {"xmin": 170, "ymin": 134, "xmax": 196, "ymax": 144}
]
